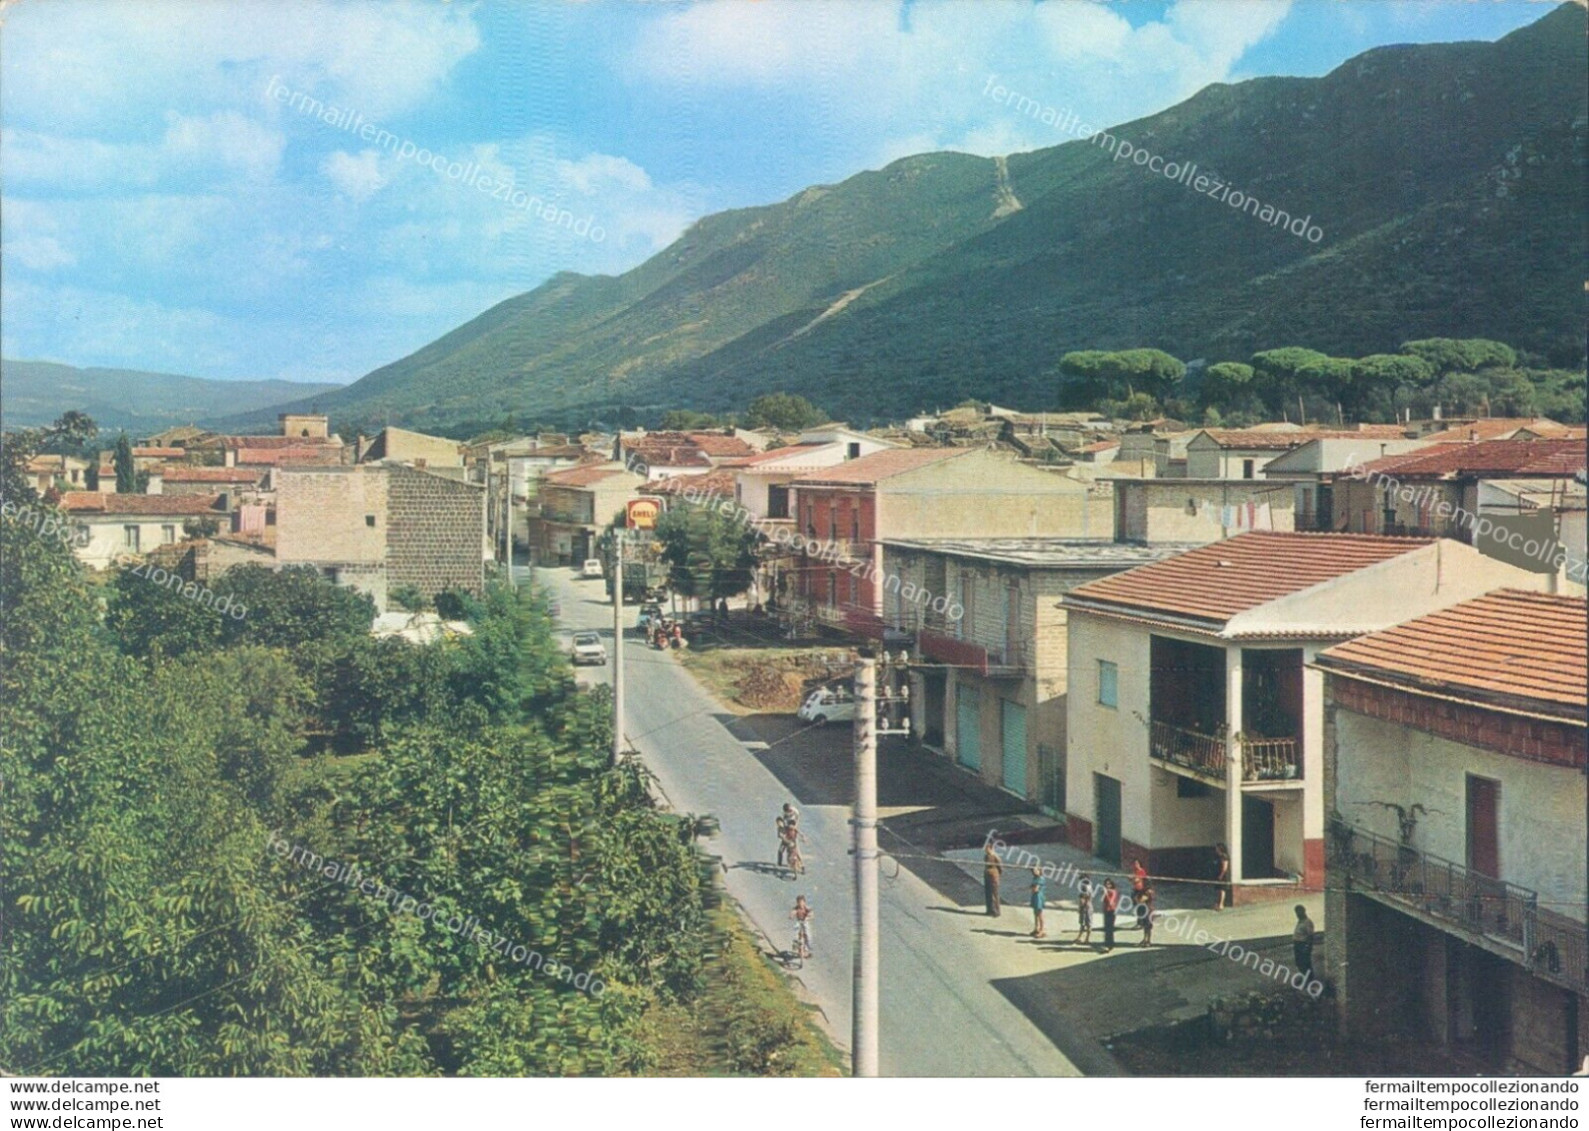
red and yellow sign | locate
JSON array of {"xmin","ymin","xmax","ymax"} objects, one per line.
[{"xmin": 626, "ymin": 497, "xmax": 662, "ymax": 530}]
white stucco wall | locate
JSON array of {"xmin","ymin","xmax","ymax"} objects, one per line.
[{"xmin": 1332, "ymin": 707, "xmax": 1586, "ymax": 915}]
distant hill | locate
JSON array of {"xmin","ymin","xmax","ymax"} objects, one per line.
[
  {"xmin": 238, "ymin": 3, "xmax": 1588, "ymax": 431},
  {"xmin": 1, "ymin": 360, "xmax": 342, "ymax": 433}
]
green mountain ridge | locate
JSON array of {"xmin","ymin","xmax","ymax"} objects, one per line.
[
  {"xmin": 1, "ymin": 359, "xmax": 342, "ymax": 433},
  {"xmin": 234, "ymin": 3, "xmax": 1588, "ymax": 431}
]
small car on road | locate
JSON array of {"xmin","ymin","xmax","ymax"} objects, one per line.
[
  {"xmin": 797, "ymin": 685, "xmax": 855, "ymax": 725},
  {"xmin": 570, "ymin": 631, "xmax": 608, "ymax": 665},
  {"xmin": 579, "ymin": 558, "xmax": 604, "ymax": 580}
]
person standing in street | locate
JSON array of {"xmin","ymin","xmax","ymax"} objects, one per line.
[
  {"xmin": 983, "ymin": 842, "xmax": 1003, "ymax": 917},
  {"xmin": 1214, "ymin": 843, "xmax": 1231, "ymax": 910},
  {"xmin": 1075, "ymin": 874, "xmax": 1094, "ymax": 946},
  {"xmin": 1130, "ymin": 858, "xmax": 1148, "ymax": 900},
  {"xmin": 1101, "ymin": 878, "xmax": 1120, "ymax": 952},
  {"xmin": 1293, "ymin": 904, "xmax": 1316, "ymax": 981},
  {"xmin": 1029, "ymin": 868, "xmax": 1047, "ymax": 938},
  {"xmin": 1136, "ymin": 885, "xmax": 1156, "ymax": 947}
]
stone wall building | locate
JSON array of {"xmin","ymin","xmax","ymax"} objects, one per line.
[{"xmin": 276, "ymin": 464, "xmax": 485, "ymax": 610}]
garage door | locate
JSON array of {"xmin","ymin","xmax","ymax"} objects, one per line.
[
  {"xmin": 956, "ymin": 686, "xmax": 981, "ymax": 771},
  {"xmin": 1001, "ymin": 700, "xmax": 1027, "ymax": 796}
]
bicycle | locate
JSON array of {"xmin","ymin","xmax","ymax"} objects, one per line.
[{"xmin": 784, "ymin": 831, "xmax": 806, "ymax": 877}]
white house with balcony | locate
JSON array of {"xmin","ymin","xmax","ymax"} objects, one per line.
[
  {"xmin": 1317, "ymin": 590, "xmax": 1586, "ymax": 1074},
  {"xmin": 880, "ymin": 538, "xmax": 1190, "ymax": 808},
  {"xmin": 1059, "ymin": 532, "xmax": 1552, "ymax": 901}
]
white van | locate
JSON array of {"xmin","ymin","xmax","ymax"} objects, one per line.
[{"xmin": 797, "ymin": 686, "xmax": 855, "ymax": 725}]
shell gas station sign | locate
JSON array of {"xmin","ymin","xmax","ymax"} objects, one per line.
[{"xmin": 626, "ymin": 497, "xmax": 662, "ymax": 530}]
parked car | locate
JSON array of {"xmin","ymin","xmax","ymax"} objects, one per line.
[
  {"xmin": 570, "ymin": 631, "xmax": 608, "ymax": 665},
  {"xmin": 797, "ymin": 686, "xmax": 855, "ymax": 725},
  {"xmin": 579, "ymin": 558, "xmax": 604, "ymax": 580}
]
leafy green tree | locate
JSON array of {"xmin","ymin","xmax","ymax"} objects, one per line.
[
  {"xmin": 741, "ymin": 393, "xmax": 825, "ymax": 431},
  {"xmin": 215, "ymin": 566, "xmax": 376, "ymax": 651},
  {"xmin": 1400, "ymin": 338, "xmax": 1517, "ymax": 377},
  {"xmin": 105, "ymin": 566, "xmax": 225, "ymax": 658},
  {"xmin": 113, "ymin": 434, "xmax": 136, "ymax": 495},
  {"xmin": 389, "ymin": 585, "xmax": 431, "ymax": 613},
  {"xmin": 659, "ymin": 410, "xmax": 723, "ymax": 431},
  {"xmin": 655, "ymin": 504, "xmax": 757, "ymax": 604}
]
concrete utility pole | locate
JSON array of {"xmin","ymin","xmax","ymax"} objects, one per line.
[
  {"xmin": 612, "ymin": 528, "xmax": 625, "ymax": 768},
  {"xmin": 851, "ymin": 650, "xmax": 880, "ymax": 1077}
]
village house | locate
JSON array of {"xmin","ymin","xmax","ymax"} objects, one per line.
[
  {"xmin": 464, "ymin": 439, "xmax": 591, "ymax": 562},
  {"xmin": 1115, "ymin": 426, "xmax": 1196, "ymax": 477},
  {"xmin": 1260, "ymin": 435, "xmax": 1434, "ymax": 531},
  {"xmin": 59, "ymin": 491, "xmax": 230, "ymax": 569},
  {"xmin": 1334, "ymin": 438, "xmax": 1587, "ymax": 589},
  {"xmin": 1059, "ymin": 532, "xmax": 1554, "ymax": 900},
  {"xmin": 1184, "ymin": 426, "xmax": 1407, "ymax": 481},
  {"xmin": 22, "ymin": 454, "xmax": 89, "ymax": 494},
  {"xmin": 275, "ymin": 464, "xmax": 487, "ymax": 610},
  {"xmin": 787, "ymin": 447, "xmax": 1114, "ymax": 637},
  {"xmin": 357, "ymin": 426, "xmax": 466, "ymax": 469},
  {"xmin": 1111, "ymin": 478, "xmax": 1296, "ymax": 544},
  {"xmin": 1317, "ymin": 590, "xmax": 1586, "ymax": 1074},
  {"xmin": 531, "ymin": 462, "xmax": 648, "ymax": 565},
  {"xmin": 881, "ymin": 538, "xmax": 1194, "ymax": 809}
]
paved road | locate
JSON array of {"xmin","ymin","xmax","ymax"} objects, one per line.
[{"xmin": 535, "ymin": 565, "xmax": 1083, "ymax": 1077}]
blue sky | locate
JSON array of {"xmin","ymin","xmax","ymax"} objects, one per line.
[{"xmin": 0, "ymin": 0, "xmax": 1550, "ymax": 385}]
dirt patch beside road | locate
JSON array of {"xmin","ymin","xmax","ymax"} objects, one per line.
[{"xmin": 677, "ymin": 646, "xmax": 854, "ymax": 714}]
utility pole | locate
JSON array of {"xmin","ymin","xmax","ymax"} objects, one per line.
[
  {"xmin": 612, "ymin": 525, "xmax": 625, "ymax": 768},
  {"xmin": 851, "ymin": 648, "xmax": 879, "ymax": 1077}
]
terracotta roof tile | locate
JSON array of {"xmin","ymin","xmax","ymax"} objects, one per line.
[
  {"xmin": 1316, "ymin": 590, "xmax": 1586, "ymax": 723},
  {"xmin": 543, "ymin": 464, "xmax": 637, "ymax": 488},
  {"xmin": 131, "ymin": 447, "xmax": 185, "ymax": 458},
  {"xmin": 790, "ymin": 447, "xmax": 967, "ymax": 486},
  {"xmin": 1066, "ymin": 531, "xmax": 1433, "ymax": 625},
  {"xmin": 1196, "ymin": 427, "xmax": 1406, "ymax": 451},
  {"xmin": 651, "ymin": 470, "xmax": 735, "ymax": 497},
  {"xmin": 1356, "ymin": 439, "xmax": 1586, "ymax": 479},
  {"xmin": 1421, "ymin": 418, "xmax": 1568, "ymax": 443},
  {"xmin": 234, "ymin": 447, "xmax": 345, "ymax": 466},
  {"xmin": 60, "ymin": 492, "xmax": 226, "ymax": 516},
  {"xmin": 157, "ymin": 466, "xmax": 266, "ymax": 483}
]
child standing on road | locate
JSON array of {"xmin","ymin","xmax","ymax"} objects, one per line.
[
  {"xmin": 1029, "ymin": 868, "xmax": 1047, "ymax": 939},
  {"xmin": 1136, "ymin": 885, "xmax": 1156, "ymax": 947},
  {"xmin": 1076, "ymin": 874, "xmax": 1094, "ymax": 946}
]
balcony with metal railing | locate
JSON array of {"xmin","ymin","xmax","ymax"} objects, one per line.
[
  {"xmin": 1330, "ymin": 818, "xmax": 1588, "ymax": 996},
  {"xmin": 1148, "ymin": 721, "xmax": 1303, "ymax": 786}
]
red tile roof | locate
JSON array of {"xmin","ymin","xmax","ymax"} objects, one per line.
[
  {"xmin": 543, "ymin": 464, "xmax": 637, "ymax": 488},
  {"xmin": 738, "ymin": 442, "xmax": 832, "ymax": 467},
  {"xmin": 234, "ymin": 447, "xmax": 345, "ymax": 466},
  {"xmin": 684, "ymin": 432, "xmax": 757, "ymax": 458},
  {"xmin": 1066, "ymin": 532, "xmax": 1433, "ymax": 625},
  {"xmin": 651, "ymin": 470, "xmax": 736, "ymax": 497},
  {"xmin": 1195, "ymin": 427, "xmax": 1406, "ymax": 451},
  {"xmin": 1356, "ymin": 439, "xmax": 1586, "ymax": 479},
  {"xmin": 1421, "ymin": 418, "xmax": 1568, "ymax": 443},
  {"xmin": 791, "ymin": 446, "xmax": 967, "ymax": 486},
  {"xmin": 131, "ymin": 447, "xmax": 185, "ymax": 458},
  {"xmin": 157, "ymin": 466, "xmax": 266, "ymax": 483},
  {"xmin": 212, "ymin": 435, "xmax": 341, "ymax": 450},
  {"xmin": 60, "ymin": 492, "xmax": 226, "ymax": 516},
  {"xmin": 1316, "ymin": 590, "xmax": 1586, "ymax": 724}
]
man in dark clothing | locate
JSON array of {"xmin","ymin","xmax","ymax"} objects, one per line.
[
  {"xmin": 1293, "ymin": 905, "xmax": 1316, "ymax": 981},
  {"xmin": 983, "ymin": 843, "xmax": 1003, "ymax": 917}
]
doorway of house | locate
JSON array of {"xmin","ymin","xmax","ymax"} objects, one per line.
[
  {"xmin": 1095, "ymin": 773, "xmax": 1122, "ymax": 866},
  {"xmin": 1242, "ymin": 795, "xmax": 1276, "ymax": 878}
]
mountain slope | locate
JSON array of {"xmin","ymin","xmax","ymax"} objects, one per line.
[
  {"xmin": 256, "ymin": 3, "xmax": 1587, "ymax": 430},
  {"xmin": 0, "ymin": 359, "xmax": 341, "ymax": 432}
]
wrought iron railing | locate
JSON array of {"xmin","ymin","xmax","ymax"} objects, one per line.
[
  {"xmin": 1150, "ymin": 720, "xmax": 1226, "ymax": 779},
  {"xmin": 1243, "ymin": 737, "xmax": 1302, "ymax": 782},
  {"xmin": 1330, "ymin": 819, "xmax": 1587, "ymax": 994}
]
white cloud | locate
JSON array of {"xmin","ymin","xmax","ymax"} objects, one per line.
[
  {"xmin": 322, "ymin": 150, "xmax": 387, "ymax": 203},
  {"xmin": 1, "ymin": 0, "xmax": 482, "ymax": 132},
  {"xmin": 629, "ymin": 0, "xmax": 1293, "ymax": 161},
  {"xmin": 6, "ymin": 235, "xmax": 77, "ymax": 272}
]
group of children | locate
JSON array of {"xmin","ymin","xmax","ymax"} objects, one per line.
[{"xmin": 985, "ymin": 845, "xmax": 1157, "ymax": 952}]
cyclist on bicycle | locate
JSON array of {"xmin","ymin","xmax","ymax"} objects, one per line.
[
  {"xmin": 790, "ymin": 895, "xmax": 814, "ymax": 959},
  {"xmin": 776, "ymin": 803, "xmax": 800, "ymax": 869}
]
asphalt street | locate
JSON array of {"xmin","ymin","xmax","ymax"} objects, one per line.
[{"xmin": 535, "ymin": 564, "xmax": 1084, "ymax": 1077}]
